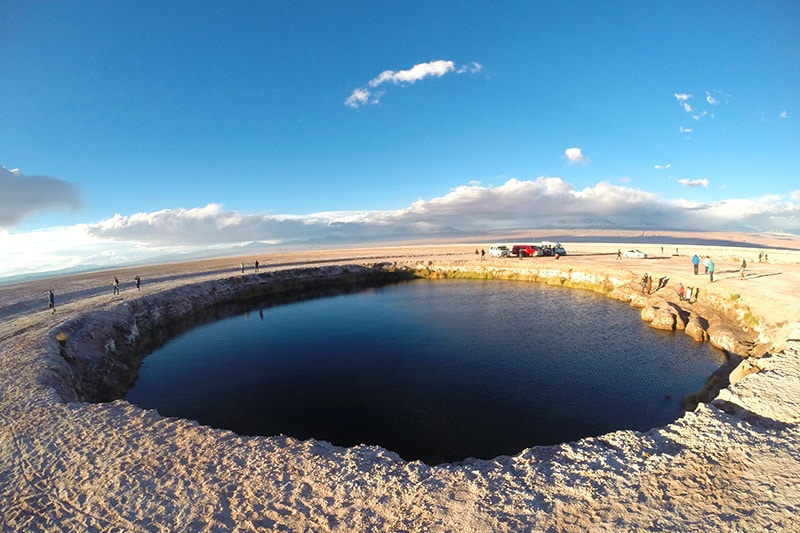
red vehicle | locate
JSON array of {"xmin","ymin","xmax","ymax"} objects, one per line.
[{"xmin": 510, "ymin": 245, "xmax": 543, "ymax": 257}]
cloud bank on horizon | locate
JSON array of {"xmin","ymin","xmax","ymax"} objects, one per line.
[
  {"xmin": 2, "ymin": 165, "xmax": 799, "ymax": 279},
  {"xmin": 83, "ymin": 178, "xmax": 799, "ymax": 242}
]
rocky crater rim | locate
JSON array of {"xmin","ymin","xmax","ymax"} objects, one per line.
[{"xmin": 46, "ymin": 261, "xmax": 767, "ymax": 457}]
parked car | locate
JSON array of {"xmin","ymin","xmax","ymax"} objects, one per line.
[
  {"xmin": 540, "ymin": 242, "xmax": 567, "ymax": 256},
  {"xmin": 489, "ymin": 245, "xmax": 510, "ymax": 257},
  {"xmin": 530, "ymin": 245, "xmax": 546, "ymax": 257},
  {"xmin": 622, "ymin": 249, "xmax": 647, "ymax": 259},
  {"xmin": 511, "ymin": 245, "xmax": 536, "ymax": 257}
]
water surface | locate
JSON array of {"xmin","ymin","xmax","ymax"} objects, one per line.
[{"xmin": 126, "ymin": 279, "xmax": 724, "ymax": 464}]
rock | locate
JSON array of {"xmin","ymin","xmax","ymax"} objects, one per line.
[
  {"xmin": 685, "ymin": 317, "xmax": 710, "ymax": 342},
  {"xmin": 651, "ymin": 307, "xmax": 677, "ymax": 330},
  {"xmin": 708, "ymin": 323, "xmax": 754, "ymax": 355},
  {"xmin": 628, "ymin": 292, "xmax": 649, "ymax": 308},
  {"xmin": 640, "ymin": 305, "xmax": 656, "ymax": 322},
  {"xmin": 727, "ymin": 358, "xmax": 761, "ymax": 386},
  {"xmin": 640, "ymin": 297, "xmax": 685, "ymax": 331},
  {"xmin": 698, "ymin": 307, "xmax": 757, "ymax": 356}
]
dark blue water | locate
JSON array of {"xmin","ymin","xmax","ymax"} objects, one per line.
[{"xmin": 126, "ymin": 279, "xmax": 724, "ymax": 464}]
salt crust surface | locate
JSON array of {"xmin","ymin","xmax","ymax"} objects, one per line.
[{"xmin": 1, "ymin": 241, "xmax": 799, "ymax": 531}]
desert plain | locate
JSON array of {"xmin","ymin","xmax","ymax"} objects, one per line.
[{"xmin": 1, "ymin": 230, "xmax": 799, "ymax": 531}]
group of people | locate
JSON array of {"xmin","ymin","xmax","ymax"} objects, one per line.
[
  {"xmin": 692, "ymin": 253, "xmax": 751, "ymax": 282},
  {"xmin": 640, "ymin": 271, "xmax": 700, "ymax": 302},
  {"xmin": 51, "ymin": 256, "xmax": 268, "ymax": 313},
  {"xmin": 674, "ymin": 251, "xmax": 754, "ymax": 303},
  {"xmin": 691, "ymin": 254, "xmax": 718, "ymax": 282},
  {"xmin": 640, "ymin": 251, "xmax": 725, "ymax": 300},
  {"xmin": 241, "ymin": 261, "xmax": 262, "ymax": 273},
  {"xmin": 640, "ymin": 273, "xmax": 670, "ymax": 294},
  {"xmin": 474, "ymin": 249, "xmax": 487, "ymax": 261},
  {"xmin": 46, "ymin": 274, "xmax": 142, "ymax": 314},
  {"xmin": 676, "ymin": 283, "xmax": 699, "ymax": 303},
  {"xmin": 113, "ymin": 275, "xmax": 141, "ymax": 295}
]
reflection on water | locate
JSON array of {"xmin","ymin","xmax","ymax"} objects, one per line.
[{"xmin": 126, "ymin": 279, "xmax": 724, "ymax": 464}]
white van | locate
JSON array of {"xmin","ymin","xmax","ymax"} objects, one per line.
[{"xmin": 489, "ymin": 245, "xmax": 510, "ymax": 257}]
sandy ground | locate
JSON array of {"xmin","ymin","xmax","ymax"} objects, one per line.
[{"xmin": 2, "ymin": 233, "xmax": 800, "ymax": 531}]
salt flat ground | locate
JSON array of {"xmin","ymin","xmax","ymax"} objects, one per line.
[{"xmin": 1, "ymin": 234, "xmax": 799, "ymax": 531}]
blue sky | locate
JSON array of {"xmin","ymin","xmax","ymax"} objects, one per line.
[{"xmin": 1, "ymin": 1, "xmax": 799, "ymax": 278}]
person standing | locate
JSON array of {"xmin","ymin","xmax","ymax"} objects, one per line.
[
  {"xmin": 480, "ymin": 249, "xmax": 486, "ymax": 261},
  {"xmin": 134, "ymin": 275, "xmax": 141, "ymax": 291},
  {"xmin": 739, "ymin": 257, "xmax": 747, "ymax": 280},
  {"xmin": 703, "ymin": 256, "xmax": 710, "ymax": 275},
  {"xmin": 113, "ymin": 277, "xmax": 120, "ymax": 295},
  {"xmin": 255, "ymin": 260, "xmax": 260, "ymax": 273},
  {"xmin": 617, "ymin": 249, "xmax": 622, "ymax": 260},
  {"xmin": 646, "ymin": 275, "xmax": 653, "ymax": 294},
  {"xmin": 708, "ymin": 259, "xmax": 715, "ymax": 283},
  {"xmin": 692, "ymin": 254, "xmax": 700, "ymax": 275},
  {"xmin": 678, "ymin": 283, "xmax": 685, "ymax": 301},
  {"xmin": 48, "ymin": 290, "xmax": 56, "ymax": 314}
]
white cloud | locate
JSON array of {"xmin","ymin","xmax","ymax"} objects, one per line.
[
  {"xmin": 678, "ymin": 178, "xmax": 709, "ymax": 188},
  {"xmin": 674, "ymin": 92, "xmax": 694, "ymax": 112},
  {"xmin": 677, "ymin": 89, "xmax": 726, "ymax": 106},
  {"xmin": 707, "ymin": 89, "xmax": 731, "ymax": 105},
  {"xmin": 781, "ymin": 109, "xmax": 789, "ymax": 119},
  {"xmin": 345, "ymin": 59, "xmax": 483, "ymax": 108},
  {"xmin": 368, "ymin": 59, "xmax": 456, "ymax": 87},
  {"xmin": 654, "ymin": 164, "xmax": 671, "ymax": 170},
  {"xmin": 345, "ymin": 88, "xmax": 370, "ymax": 108},
  {"xmin": 679, "ymin": 126, "xmax": 692, "ymax": 133},
  {"xmin": 3, "ymin": 177, "xmax": 800, "ymax": 279},
  {"xmin": 0, "ymin": 166, "xmax": 82, "ymax": 228},
  {"xmin": 564, "ymin": 147, "xmax": 590, "ymax": 164},
  {"xmin": 457, "ymin": 62, "xmax": 484, "ymax": 75},
  {"xmin": 673, "ymin": 90, "xmax": 728, "ymax": 130}
]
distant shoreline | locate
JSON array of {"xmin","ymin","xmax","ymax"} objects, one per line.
[{"xmin": 3, "ymin": 229, "xmax": 800, "ymax": 286}]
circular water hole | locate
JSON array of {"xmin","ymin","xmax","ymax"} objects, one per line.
[{"xmin": 125, "ymin": 279, "xmax": 725, "ymax": 464}]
